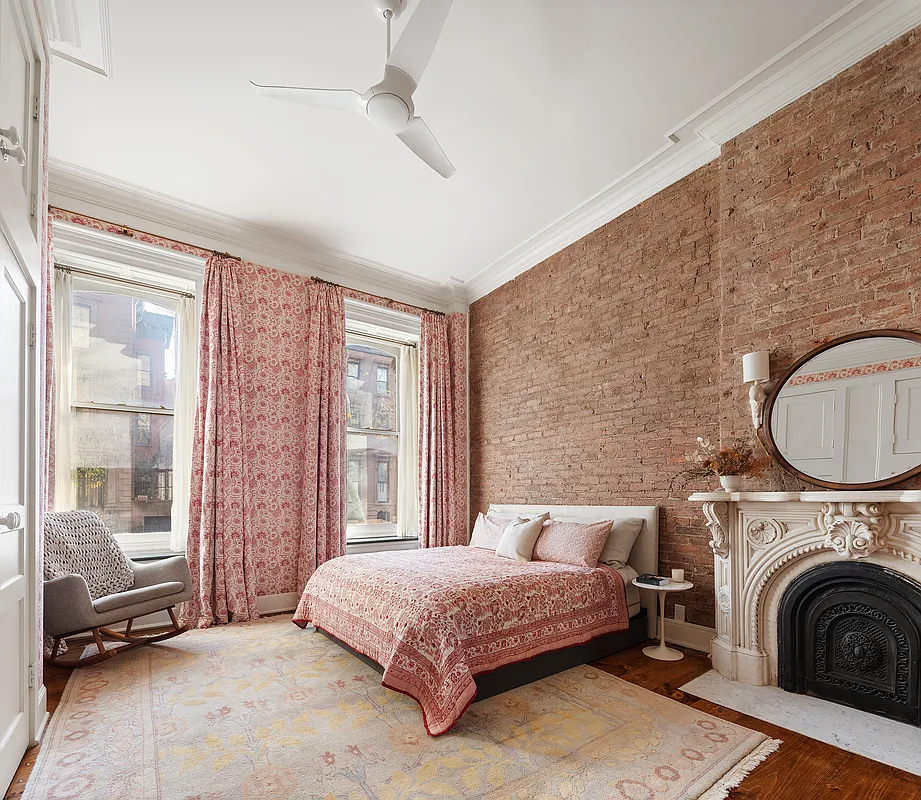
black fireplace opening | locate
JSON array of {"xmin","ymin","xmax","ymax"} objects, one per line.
[{"xmin": 778, "ymin": 562, "xmax": 921, "ymax": 726}]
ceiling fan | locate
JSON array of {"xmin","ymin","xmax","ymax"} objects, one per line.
[{"xmin": 251, "ymin": 0, "xmax": 456, "ymax": 178}]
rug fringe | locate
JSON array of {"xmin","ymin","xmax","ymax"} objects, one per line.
[{"xmin": 700, "ymin": 738, "xmax": 783, "ymax": 800}]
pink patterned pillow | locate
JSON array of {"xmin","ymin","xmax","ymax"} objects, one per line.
[
  {"xmin": 469, "ymin": 513, "xmax": 509, "ymax": 550},
  {"xmin": 532, "ymin": 520, "xmax": 612, "ymax": 568}
]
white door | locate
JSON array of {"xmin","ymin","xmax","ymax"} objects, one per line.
[
  {"xmin": 0, "ymin": 242, "xmax": 30, "ymax": 792},
  {"xmin": 0, "ymin": 0, "xmax": 44, "ymax": 792}
]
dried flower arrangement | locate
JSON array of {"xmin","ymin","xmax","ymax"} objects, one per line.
[{"xmin": 673, "ymin": 436, "xmax": 769, "ymax": 491}]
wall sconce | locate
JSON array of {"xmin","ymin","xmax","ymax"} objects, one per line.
[{"xmin": 742, "ymin": 351, "xmax": 770, "ymax": 429}]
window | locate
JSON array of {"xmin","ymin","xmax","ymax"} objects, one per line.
[
  {"xmin": 138, "ymin": 354, "xmax": 152, "ymax": 388},
  {"xmin": 345, "ymin": 335, "xmax": 404, "ymax": 541},
  {"xmin": 56, "ymin": 268, "xmax": 195, "ymax": 556},
  {"xmin": 135, "ymin": 413, "xmax": 152, "ymax": 446},
  {"xmin": 376, "ymin": 364, "xmax": 389, "ymax": 393},
  {"xmin": 377, "ymin": 458, "xmax": 389, "ymax": 503}
]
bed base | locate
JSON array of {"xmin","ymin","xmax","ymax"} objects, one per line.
[{"xmin": 318, "ymin": 608, "xmax": 648, "ymax": 702}]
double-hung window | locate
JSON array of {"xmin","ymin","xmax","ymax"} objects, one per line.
[
  {"xmin": 54, "ymin": 262, "xmax": 198, "ymax": 556},
  {"xmin": 344, "ymin": 300, "xmax": 419, "ymax": 544}
]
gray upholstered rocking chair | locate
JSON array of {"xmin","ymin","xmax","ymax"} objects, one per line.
[{"xmin": 44, "ymin": 510, "xmax": 193, "ymax": 668}]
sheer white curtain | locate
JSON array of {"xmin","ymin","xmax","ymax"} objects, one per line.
[
  {"xmin": 398, "ymin": 343, "xmax": 419, "ymax": 539},
  {"xmin": 170, "ymin": 295, "xmax": 197, "ymax": 552},
  {"xmin": 53, "ymin": 269, "xmax": 73, "ymax": 510}
]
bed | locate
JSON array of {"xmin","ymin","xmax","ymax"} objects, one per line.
[{"xmin": 292, "ymin": 504, "xmax": 658, "ymax": 735}]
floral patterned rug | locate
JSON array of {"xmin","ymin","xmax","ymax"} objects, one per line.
[{"xmin": 25, "ymin": 617, "xmax": 779, "ymax": 800}]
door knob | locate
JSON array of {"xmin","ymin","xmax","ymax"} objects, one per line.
[
  {"xmin": 0, "ymin": 140, "xmax": 26, "ymax": 166},
  {"xmin": 0, "ymin": 511, "xmax": 21, "ymax": 529},
  {"xmin": 0, "ymin": 126, "xmax": 21, "ymax": 147}
]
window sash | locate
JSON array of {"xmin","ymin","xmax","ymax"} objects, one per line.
[{"xmin": 57, "ymin": 270, "xmax": 191, "ymax": 555}]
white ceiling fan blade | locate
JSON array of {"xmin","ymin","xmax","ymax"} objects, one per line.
[
  {"xmin": 386, "ymin": 0, "xmax": 453, "ymax": 87},
  {"xmin": 397, "ymin": 117, "xmax": 455, "ymax": 178},
  {"xmin": 250, "ymin": 82, "xmax": 358, "ymax": 112}
]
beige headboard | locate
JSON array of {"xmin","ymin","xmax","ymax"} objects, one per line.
[{"xmin": 487, "ymin": 504, "xmax": 659, "ymax": 635}]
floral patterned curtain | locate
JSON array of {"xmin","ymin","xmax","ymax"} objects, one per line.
[
  {"xmin": 298, "ymin": 281, "xmax": 347, "ymax": 586},
  {"xmin": 419, "ymin": 311, "xmax": 468, "ymax": 547},
  {"xmin": 182, "ymin": 255, "xmax": 259, "ymax": 627}
]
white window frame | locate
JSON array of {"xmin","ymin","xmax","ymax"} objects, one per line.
[
  {"xmin": 344, "ymin": 298, "xmax": 420, "ymax": 548},
  {"xmin": 52, "ymin": 220, "xmax": 205, "ymax": 557}
]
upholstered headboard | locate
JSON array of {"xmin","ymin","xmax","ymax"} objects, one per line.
[{"xmin": 487, "ymin": 504, "xmax": 659, "ymax": 635}]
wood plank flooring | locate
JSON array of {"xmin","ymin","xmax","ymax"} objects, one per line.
[{"xmin": 6, "ymin": 640, "xmax": 920, "ymax": 799}]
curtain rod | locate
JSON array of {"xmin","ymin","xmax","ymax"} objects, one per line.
[
  {"xmin": 55, "ymin": 264, "xmax": 195, "ymax": 299},
  {"xmin": 311, "ymin": 275, "xmax": 445, "ymax": 317},
  {"xmin": 50, "ymin": 207, "xmax": 449, "ymax": 318}
]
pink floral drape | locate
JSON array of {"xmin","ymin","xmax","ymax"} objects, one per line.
[
  {"xmin": 183, "ymin": 255, "xmax": 259, "ymax": 627},
  {"xmin": 298, "ymin": 281, "xmax": 347, "ymax": 587},
  {"xmin": 419, "ymin": 311, "xmax": 468, "ymax": 547}
]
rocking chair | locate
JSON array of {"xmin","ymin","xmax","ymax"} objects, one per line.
[{"xmin": 43, "ymin": 511, "xmax": 193, "ymax": 668}]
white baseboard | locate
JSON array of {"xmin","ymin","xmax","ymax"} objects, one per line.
[
  {"xmin": 104, "ymin": 591, "xmax": 301, "ymax": 634},
  {"xmin": 257, "ymin": 592, "xmax": 298, "ymax": 615},
  {"xmin": 31, "ymin": 683, "xmax": 49, "ymax": 744},
  {"xmin": 663, "ymin": 619, "xmax": 716, "ymax": 653}
]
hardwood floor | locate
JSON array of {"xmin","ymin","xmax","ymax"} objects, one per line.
[
  {"xmin": 6, "ymin": 641, "xmax": 920, "ymax": 799},
  {"xmin": 592, "ymin": 645, "xmax": 921, "ymax": 800}
]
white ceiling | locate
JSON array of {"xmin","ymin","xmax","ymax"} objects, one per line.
[{"xmin": 47, "ymin": 0, "xmax": 875, "ymax": 291}]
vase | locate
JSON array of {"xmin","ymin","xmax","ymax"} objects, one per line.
[{"xmin": 720, "ymin": 475, "xmax": 743, "ymax": 492}]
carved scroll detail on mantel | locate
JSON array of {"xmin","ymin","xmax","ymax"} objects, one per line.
[
  {"xmin": 703, "ymin": 501, "xmax": 730, "ymax": 558},
  {"xmin": 819, "ymin": 502, "xmax": 893, "ymax": 560}
]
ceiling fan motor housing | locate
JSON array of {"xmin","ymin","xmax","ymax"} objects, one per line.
[
  {"xmin": 355, "ymin": 65, "xmax": 416, "ymax": 133},
  {"xmin": 374, "ymin": 0, "xmax": 403, "ymax": 22}
]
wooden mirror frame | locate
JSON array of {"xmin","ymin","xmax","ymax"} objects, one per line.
[{"xmin": 759, "ymin": 328, "xmax": 921, "ymax": 490}]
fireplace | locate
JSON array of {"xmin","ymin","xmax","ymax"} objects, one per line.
[
  {"xmin": 778, "ymin": 562, "xmax": 921, "ymax": 726},
  {"xmin": 688, "ymin": 492, "xmax": 921, "ymax": 691}
]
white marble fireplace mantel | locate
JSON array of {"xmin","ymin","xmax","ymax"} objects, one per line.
[{"xmin": 688, "ymin": 490, "xmax": 921, "ymax": 686}]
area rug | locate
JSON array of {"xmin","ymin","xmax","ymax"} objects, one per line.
[{"xmin": 26, "ymin": 617, "xmax": 780, "ymax": 800}]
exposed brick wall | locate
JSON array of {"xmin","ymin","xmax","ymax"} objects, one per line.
[{"xmin": 469, "ymin": 30, "xmax": 921, "ymax": 627}]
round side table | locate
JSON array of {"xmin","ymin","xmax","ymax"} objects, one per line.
[{"xmin": 632, "ymin": 579, "xmax": 694, "ymax": 661}]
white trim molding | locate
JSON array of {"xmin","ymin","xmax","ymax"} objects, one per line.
[
  {"xmin": 464, "ymin": 0, "xmax": 921, "ymax": 301},
  {"xmin": 49, "ymin": 160, "xmax": 460, "ymax": 313}
]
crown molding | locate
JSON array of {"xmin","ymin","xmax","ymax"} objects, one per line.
[
  {"xmin": 48, "ymin": 159, "xmax": 458, "ymax": 312},
  {"xmin": 465, "ymin": 0, "xmax": 921, "ymax": 302}
]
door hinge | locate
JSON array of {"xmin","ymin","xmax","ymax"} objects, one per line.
[
  {"xmin": 30, "ymin": 192, "xmax": 37, "ymax": 218},
  {"xmin": 30, "ymin": 323, "xmax": 36, "ymax": 348},
  {"xmin": 33, "ymin": 95, "xmax": 40, "ymax": 121},
  {"xmin": 28, "ymin": 664, "xmax": 35, "ymax": 689}
]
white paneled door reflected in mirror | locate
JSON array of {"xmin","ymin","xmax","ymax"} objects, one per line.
[{"xmin": 763, "ymin": 330, "xmax": 921, "ymax": 489}]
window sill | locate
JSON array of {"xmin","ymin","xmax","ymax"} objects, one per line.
[
  {"xmin": 346, "ymin": 537, "xmax": 419, "ymax": 555},
  {"xmin": 346, "ymin": 536, "xmax": 418, "ymax": 545},
  {"xmin": 129, "ymin": 551, "xmax": 186, "ymax": 562}
]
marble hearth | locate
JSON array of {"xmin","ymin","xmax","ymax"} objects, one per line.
[{"xmin": 688, "ymin": 491, "xmax": 921, "ymax": 690}]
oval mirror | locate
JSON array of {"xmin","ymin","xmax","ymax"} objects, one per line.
[{"xmin": 762, "ymin": 330, "xmax": 921, "ymax": 489}]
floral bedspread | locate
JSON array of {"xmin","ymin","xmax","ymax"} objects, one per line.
[{"xmin": 292, "ymin": 546, "xmax": 628, "ymax": 735}]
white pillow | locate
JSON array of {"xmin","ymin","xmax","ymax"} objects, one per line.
[
  {"xmin": 555, "ymin": 516, "xmax": 645, "ymax": 569},
  {"xmin": 495, "ymin": 513, "xmax": 550, "ymax": 562}
]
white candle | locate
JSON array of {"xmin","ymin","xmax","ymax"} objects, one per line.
[{"xmin": 671, "ymin": 568, "xmax": 685, "ymax": 583}]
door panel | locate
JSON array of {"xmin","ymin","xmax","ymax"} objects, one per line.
[
  {"xmin": 842, "ymin": 382, "xmax": 882, "ymax": 483},
  {"xmin": 0, "ymin": 234, "xmax": 29, "ymax": 793},
  {"xmin": 0, "ymin": 264, "xmax": 24, "ymax": 506},
  {"xmin": 894, "ymin": 376, "xmax": 921, "ymax": 455},
  {"xmin": 0, "ymin": 0, "xmax": 33, "ymax": 204}
]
